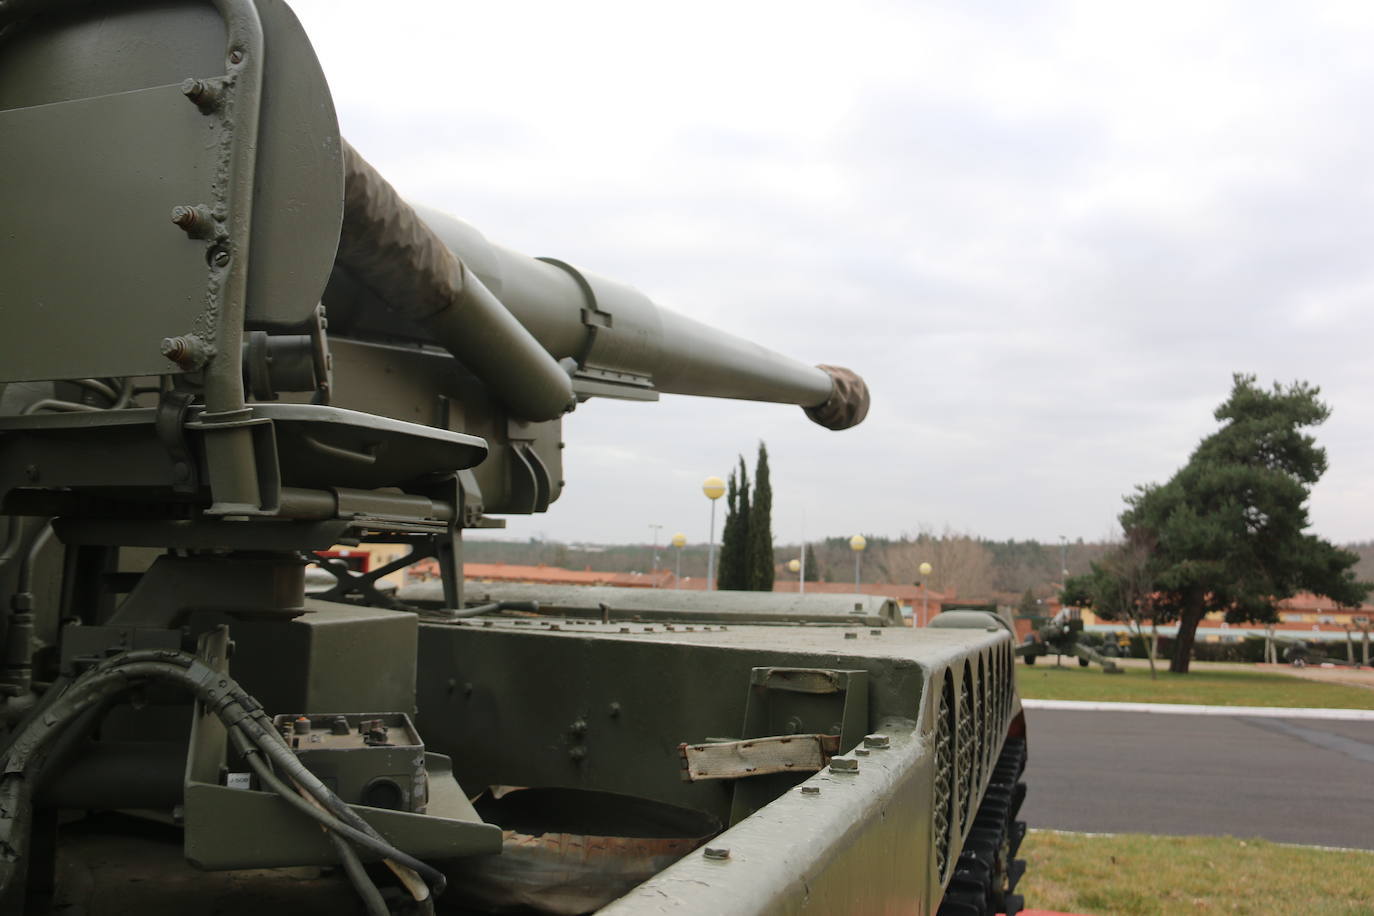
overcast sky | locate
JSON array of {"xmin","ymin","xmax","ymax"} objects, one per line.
[{"xmin": 292, "ymin": 1, "xmax": 1374, "ymax": 549}]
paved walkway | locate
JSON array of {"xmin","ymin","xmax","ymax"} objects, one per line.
[
  {"xmin": 1259, "ymin": 661, "xmax": 1374, "ymax": 691},
  {"xmin": 1020, "ymin": 705, "xmax": 1374, "ymax": 850}
]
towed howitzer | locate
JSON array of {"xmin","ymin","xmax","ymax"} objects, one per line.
[
  {"xmin": 1017, "ymin": 608, "xmax": 1122, "ymax": 673},
  {"xmin": 0, "ymin": 3, "xmax": 1027, "ymax": 914}
]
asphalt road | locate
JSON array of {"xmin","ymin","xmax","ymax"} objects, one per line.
[{"xmin": 1020, "ymin": 707, "xmax": 1374, "ymax": 849}]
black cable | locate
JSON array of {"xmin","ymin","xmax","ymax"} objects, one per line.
[
  {"xmin": 0, "ymin": 651, "xmax": 447, "ymax": 904},
  {"xmin": 231, "ymin": 732, "xmax": 441, "ymax": 890},
  {"xmin": 327, "ymin": 828, "xmax": 390, "ymax": 916}
]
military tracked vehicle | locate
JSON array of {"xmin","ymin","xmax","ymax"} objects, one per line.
[{"xmin": 0, "ymin": 2, "xmax": 1028, "ymax": 913}]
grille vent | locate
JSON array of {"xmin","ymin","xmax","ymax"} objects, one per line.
[{"xmin": 933, "ymin": 671, "xmax": 955, "ymax": 882}]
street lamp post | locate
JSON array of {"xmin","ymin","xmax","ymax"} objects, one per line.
[
  {"xmin": 919, "ymin": 561, "xmax": 933, "ymax": 626},
  {"xmin": 671, "ymin": 532, "xmax": 686, "ymax": 588},
  {"xmin": 649, "ymin": 523, "xmax": 663, "ymax": 585},
  {"xmin": 703, "ymin": 477, "xmax": 726, "ymax": 590},
  {"xmin": 787, "ymin": 557, "xmax": 802, "ymax": 592},
  {"xmin": 1059, "ymin": 535, "xmax": 1068, "ymax": 582},
  {"xmin": 849, "ymin": 534, "xmax": 866, "ymax": 590}
]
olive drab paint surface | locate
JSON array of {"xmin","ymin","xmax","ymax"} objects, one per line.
[{"xmin": 0, "ymin": 2, "xmax": 1024, "ymax": 914}]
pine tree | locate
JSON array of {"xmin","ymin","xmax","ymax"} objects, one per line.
[
  {"xmin": 748, "ymin": 442, "xmax": 774, "ymax": 591},
  {"xmin": 1107, "ymin": 375, "xmax": 1369, "ymax": 673},
  {"xmin": 803, "ymin": 543, "xmax": 820, "ymax": 582}
]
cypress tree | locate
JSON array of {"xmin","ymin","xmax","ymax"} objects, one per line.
[
  {"xmin": 718, "ymin": 469, "xmax": 740, "ymax": 589},
  {"xmin": 719, "ymin": 457, "xmax": 750, "ymax": 590},
  {"xmin": 748, "ymin": 442, "xmax": 774, "ymax": 591}
]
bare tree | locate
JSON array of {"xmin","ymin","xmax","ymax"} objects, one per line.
[{"xmin": 1094, "ymin": 529, "xmax": 1161, "ymax": 679}]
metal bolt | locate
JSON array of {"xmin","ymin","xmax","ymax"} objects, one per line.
[
  {"xmin": 482, "ymin": 620, "xmax": 493, "ymax": 627},
  {"xmin": 548, "ymin": 624, "xmax": 561, "ymax": 631},
  {"xmin": 228, "ymin": 48, "xmax": 244, "ymax": 64},
  {"xmin": 844, "ymin": 632, "xmax": 858, "ymax": 639},
  {"xmin": 161, "ymin": 336, "xmax": 189, "ymax": 361},
  {"xmin": 171, "ymin": 205, "xmax": 200, "ymax": 232},
  {"xmin": 703, "ymin": 846, "xmax": 730, "ymax": 860},
  {"xmin": 569, "ymin": 719, "xmax": 588, "ymax": 736},
  {"xmin": 855, "ymin": 748, "xmax": 870, "ymax": 757},
  {"xmin": 863, "ymin": 734, "xmax": 891, "ymax": 749},
  {"xmin": 870, "ymin": 629, "xmax": 882, "ymax": 636},
  {"xmin": 619, "ymin": 627, "xmax": 631, "ymax": 633},
  {"xmin": 180, "ymin": 78, "xmax": 221, "ymax": 111},
  {"xmin": 829, "ymin": 758, "xmax": 860, "ymax": 774},
  {"xmin": 208, "ymin": 246, "xmax": 231, "ymax": 268},
  {"xmin": 608, "ymin": 702, "xmax": 621, "ymax": 718},
  {"xmin": 160, "ymin": 334, "xmax": 211, "ymax": 370},
  {"xmin": 665, "ymin": 625, "xmax": 675, "ymax": 632},
  {"xmin": 568, "ymin": 746, "xmax": 586, "ymax": 761},
  {"xmin": 801, "ymin": 786, "xmax": 821, "ymax": 796}
]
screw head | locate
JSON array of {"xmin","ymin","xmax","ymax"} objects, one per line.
[
  {"xmin": 208, "ymin": 246, "xmax": 231, "ymax": 268},
  {"xmin": 228, "ymin": 48, "xmax": 244, "ymax": 64},
  {"xmin": 703, "ymin": 846, "xmax": 730, "ymax": 860},
  {"xmin": 801, "ymin": 785, "xmax": 821, "ymax": 796}
]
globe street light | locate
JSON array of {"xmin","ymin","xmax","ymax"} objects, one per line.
[
  {"xmin": 787, "ymin": 557, "xmax": 802, "ymax": 592},
  {"xmin": 919, "ymin": 561, "xmax": 933, "ymax": 626},
  {"xmin": 671, "ymin": 532, "xmax": 687, "ymax": 588},
  {"xmin": 849, "ymin": 534, "xmax": 867, "ymax": 590},
  {"xmin": 703, "ymin": 476, "xmax": 726, "ymax": 590}
]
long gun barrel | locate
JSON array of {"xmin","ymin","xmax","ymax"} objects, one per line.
[{"xmin": 333, "ymin": 143, "xmax": 869, "ymax": 428}]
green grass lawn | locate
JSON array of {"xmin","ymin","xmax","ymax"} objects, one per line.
[
  {"xmin": 1020, "ymin": 829, "xmax": 1374, "ymax": 915},
  {"xmin": 1015, "ymin": 662, "xmax": 1374, "ymax": 709}
]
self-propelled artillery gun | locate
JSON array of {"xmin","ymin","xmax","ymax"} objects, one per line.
[{"xmin": 0, "ymin": 2, "xmax": 1028, "ymax": 913}]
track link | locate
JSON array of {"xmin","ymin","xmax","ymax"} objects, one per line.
[{"xmin": 936, "ymin": 736, "xmax": 1028, "ymax": 916}]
